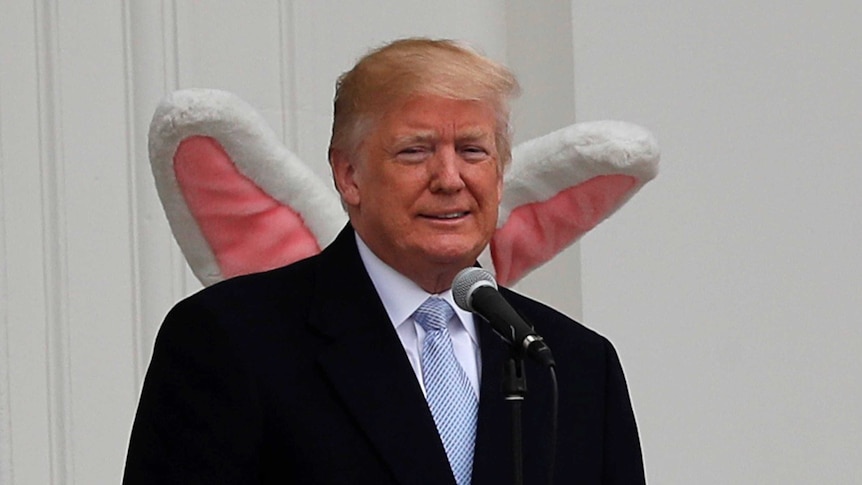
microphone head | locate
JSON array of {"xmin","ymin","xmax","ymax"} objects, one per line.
[{"xmin": 452, "ymin": 267, "xmax": 497, "ymax": 312}]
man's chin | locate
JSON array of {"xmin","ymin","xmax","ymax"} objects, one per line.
[{"xmin": 418, "ymin": 243, "xmax": 485, "ymax": 269}]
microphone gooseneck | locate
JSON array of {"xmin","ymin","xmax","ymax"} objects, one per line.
[{"xmin": 452, "ymin": 267, "xmax": 555, "ymax": 367}]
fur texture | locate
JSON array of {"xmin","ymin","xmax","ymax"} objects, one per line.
[{"xmin": 149, "ymin": 89, "xmax": 659, "ymax": 286}]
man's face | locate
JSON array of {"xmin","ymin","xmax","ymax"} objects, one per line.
[{"xmin": 332, "ymin": 95, "xmax": 503, "ymax": 291}]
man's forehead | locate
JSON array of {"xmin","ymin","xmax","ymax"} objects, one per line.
[{"xmin": 389, "ymin": 125, "xmax": 494, "ymax": 142}]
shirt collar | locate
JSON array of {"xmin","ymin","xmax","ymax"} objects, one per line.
[{"xmin": 355, "ymin": 233, "xmax": 478, "ymax": 345}]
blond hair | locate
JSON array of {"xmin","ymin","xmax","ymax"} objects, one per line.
[{"xmin": 329, "ymin": 38, "xmax": 520, "ymax": 168}]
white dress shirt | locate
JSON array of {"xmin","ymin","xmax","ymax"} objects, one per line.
[{"xmin": 355, "ymin": 234, "xmax": 482, "ymax": 397}]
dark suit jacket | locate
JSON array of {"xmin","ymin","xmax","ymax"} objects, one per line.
[{"xmin": 124, "ymin": 225, "xmax": 644, "ymax": 484}]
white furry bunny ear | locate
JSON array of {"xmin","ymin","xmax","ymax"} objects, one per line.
[
  {"xmin": 148, "ymin": 89, "xmax": 658, "ymax": 287},
  {"xmin": 485, "ymin": 121, "xmax": 659, "ymax": 285},
  {"xmin": 148, "ymin": 89, "xmax": 345, "ymax": 286}
]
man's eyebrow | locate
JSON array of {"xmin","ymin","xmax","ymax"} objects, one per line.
[
  {"xmin": 390, "ymin": 128, "xmax": 492, "ymax": 146},
  {"xmin": 456, "ymin": 127, "xmax": 493, "ymax": 142},
  {"xmin": 391, "ymin": 131, "xmax": 437, "ymax": 146}
]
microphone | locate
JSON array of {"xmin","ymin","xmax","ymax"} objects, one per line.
[{"xmin": 452, "ymin": 267, "xmax": 555, "ymax": 367}]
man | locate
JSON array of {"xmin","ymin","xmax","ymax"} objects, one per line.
[{"xmin": 124, "ymin": 38, "xmax": 644, "ymax": 484}]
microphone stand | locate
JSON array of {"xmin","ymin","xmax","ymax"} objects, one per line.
[{"xmin": 503, "ymin": 350, "xmax": 528, "ymax": 485}]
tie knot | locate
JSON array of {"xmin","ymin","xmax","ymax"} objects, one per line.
[{"xmin": 414, "ymin": 297, "xmax": 455, "ymax": 332}]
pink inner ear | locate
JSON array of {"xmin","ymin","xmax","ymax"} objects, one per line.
[
  {"xmin": 174, "ymin": 136, "xmax": 321, "ymax": 279},
  {"xmin": 491, "ymin": 174, "xmax": 637, "ymax": 285}
]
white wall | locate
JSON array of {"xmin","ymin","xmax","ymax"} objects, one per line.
[
  {"xmin": 2, "ymin": 2, "xmax": 141, "ymax": 483},
  {"xmin": 6, "ymin": 1, "xmax": 857, "ymax": 484},
  {"xmin": 575, "ymin": 1, "xmax": 862, "ymax": 484}
]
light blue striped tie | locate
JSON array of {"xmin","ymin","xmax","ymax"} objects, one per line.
[{"xmin": 414, "ymin": 297, "xmax": 477, "ymax": 485}]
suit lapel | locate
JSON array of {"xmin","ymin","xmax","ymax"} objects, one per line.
[{"xmin": 309, "ymin": 226, "xmax": 455, "ymax": 485}]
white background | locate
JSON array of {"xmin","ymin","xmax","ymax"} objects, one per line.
[{"xmin": 1, "ymin": 1, "xmax": 859, "ymax": 483}]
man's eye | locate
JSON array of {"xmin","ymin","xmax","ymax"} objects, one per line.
[
  {"xmin": 460, "ymin": 146, "xmax": 489, "ymax": 161},
  {"xmin": 396, "ymin": 147, "xmax": 430, "ymax": 163}
]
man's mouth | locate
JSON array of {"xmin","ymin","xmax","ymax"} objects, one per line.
[{"xmin": 423, "ymin": 211, "xmax": 469, "ymax": 220}]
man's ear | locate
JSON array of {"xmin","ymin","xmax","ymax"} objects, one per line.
[{"xmin": 329, "ymin": 148, "xmax": 360, "ymax": 206}]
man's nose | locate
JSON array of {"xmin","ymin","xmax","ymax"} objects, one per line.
[{"xmin": 429, "ymin": 146, "xmax": 466, "ymax": 193}]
